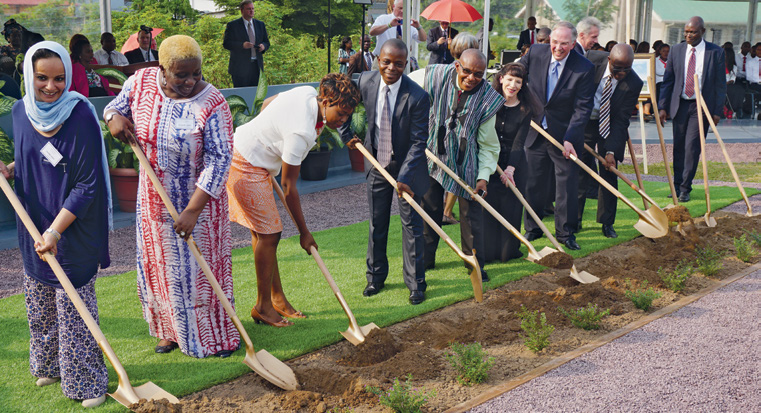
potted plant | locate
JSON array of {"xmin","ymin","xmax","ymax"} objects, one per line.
[
  {"xmin": 101, "ymin": 121, "xmax": 139, "ymax": 212},
  {"xmin": 301, "ymin": 125, "xmax": 344, "ymax": 181},
  {"xmin": 226, "ymin": 73, "xmax": 268, "ymax": 131},
  {"xmin": 347, "ymin": 102, "xmax": 367, "ymax": 172},
  {"xmin": 0, "ymin": 85, "xmax": 17, "ymax": 228}
]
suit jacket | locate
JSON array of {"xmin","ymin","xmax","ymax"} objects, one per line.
[
  {"xmin": 223, "ymin": 17, "xmax": 270, "ymax": 74},
  {"xmin": 339, "ymin": 71, "xmax": 430, "ymax": 196},
  {"xmin": 586, "ymin": 50, "xmax": 643, "ymax": 161},
  {"xmin": 348, "ymin": 50, "xmax": 373, "ymax": 76},
  {"xmin": 516, "ymin": 28, "xmax": 538, "ymax": 50},
  {"xmin": 658, "ymin": 40, "xmax": 726, "ymax": 117},
  {"xmin": 426, "ymin": 26, "xmax": 458, "ymax": 65},
  {"xmin": 573, "ymin": 42, "xmax": 585, "ymax": 57},
  {"xmin": 125, "ymin": 48, "xmax": 158, "ymax": 64},
  {"xmin": 520, "ymin": 44, "xmax": 596, "ymax": 149}
]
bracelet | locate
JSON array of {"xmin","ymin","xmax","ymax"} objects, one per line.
[
  {"xmin": 45, "ymin": 227, "xmax": 61, "ymax": 241},
  {"xmin": 388, "ymin": 21, "xmax": 393, "ymax": 28}
]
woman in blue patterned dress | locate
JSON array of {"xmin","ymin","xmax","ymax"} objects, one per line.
[{"xmin": 338, "ymin": 36, "xmax": 355, "ymax": 74}]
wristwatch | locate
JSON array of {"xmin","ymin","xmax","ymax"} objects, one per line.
[
  {"xmin": 45, "ymin": 227, "xmax": 61, "ymax": 241},
  {"xmin": 104, "ymin": 111, "xmax": 117, "ymax": 125}
]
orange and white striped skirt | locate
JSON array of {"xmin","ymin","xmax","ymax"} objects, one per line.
[{"xmin": 227, "ymin": 149, "xmax": 283, "ymax": 234}]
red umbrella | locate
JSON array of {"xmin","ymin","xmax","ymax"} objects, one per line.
[
  {"xmin": 420, "ymin": 0, "xmax": 482, "ymax": 23},
  {"xmin": 120, "ymin": 28, "xmax": 164, "ymax": 54}
]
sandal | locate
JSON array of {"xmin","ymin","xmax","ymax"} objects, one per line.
[
  {"xmin": 273, "ymin": 304, "xmax": 307, "ymax": 319},
  {"xmin": 251, "ymin": 307, "xmax": 293, "ymax": 327},
  {"xmin": 154, "ymin": 341, "xmax": 179, "ymax": 354}
]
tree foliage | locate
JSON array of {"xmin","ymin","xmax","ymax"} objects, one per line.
[{"xmin": 562, "ymin": 0, "xmax": 619, "ymax": 26}]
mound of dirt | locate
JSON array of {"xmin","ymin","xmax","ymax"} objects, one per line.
[
  {"xmin": 338, "ymin": 328, "xmax": 400, "ymax": 367},
  {"xmin": 129, "ymin": 398, "xmax": 182, "ymax": 413},
  {"xmin": 536, "ymin": 251, "xmax": 574, "ymax": 269},
  {"xmin": 665, "ymin": 205, "xmax": 692, "ymax": 223}
]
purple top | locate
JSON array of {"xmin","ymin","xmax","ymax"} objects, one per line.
[{"xmin": 13, "ymin": 100, "xmax": 110, "ymax": 288}]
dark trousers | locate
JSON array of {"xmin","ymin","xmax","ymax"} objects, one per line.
[
  {"xmin": 366, "ymin": 162, "xmax": 426, "ymax": 292},
  {"xmin": 231, "ymin": 59, "xmax": 261, "ymax": 88},
  {"xmin": 483, "ymin": 155, "xmax": 527, "ymax": 262},
  {"xmin": 524, "ymin": 139, "xmax": 580, "ymax": 242},
  {"xmin": 422, "ymin": 176, "xmax": 485, "ymax": 271},
  {"xmin": 578, "ymin": 121, "xmax": 618, "ymax": 226},
  {"xmin": 726, "ymin": 82, "xmax": 745, "ymax": 115},
  {"xmin": 672, "ymin": 99, "xmax": 707, "ymax": 195}
]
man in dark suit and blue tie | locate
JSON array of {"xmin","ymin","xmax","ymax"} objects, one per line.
[
  {"xmin": 578, "ymin": 45, "xmax": 643, "ymax": 239},
  {"xmin": 658, "ymin": 16, "xmax": 726, "ymax": 203},
  {"xmin": 223, "ymin": 0, "xmax": 270, "ymax": 88},
  {"xmin": 520, "ymin": 21, "xmax": 596, "ymax": 251},
  {"xmin": 340, "ymin": 39, "xmax": 431, "ymax": 305}
]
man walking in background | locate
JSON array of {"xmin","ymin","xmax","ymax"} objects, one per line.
[{"xmin": 223, "ymin": 0, "xmax": 270, "ymax": 87}]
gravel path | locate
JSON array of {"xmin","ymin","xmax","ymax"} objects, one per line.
[{"xmin": 470, "ymin": 268, "xmax": 761, "ymax": 412}]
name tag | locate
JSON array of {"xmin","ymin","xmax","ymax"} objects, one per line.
[
  {"xmin": 175, "ymin": 118, "xmax": 195, "ymax": 130},
  {"xmin": 40, "ymin": 142, "xmax": 63, "ymax": 167}
]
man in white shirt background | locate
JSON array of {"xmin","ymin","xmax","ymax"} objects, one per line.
[
  {"xmin": 369, "ymin": 0, "xmax": 426, "ymax": 62},
  {"xmin": 93, "ymin": 32, "xmax": 129, "ymax": 66}
]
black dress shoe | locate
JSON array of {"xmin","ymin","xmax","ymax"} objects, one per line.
[
  {"xmin": 564, "ymin": 238, "xmax": 581, "ymax": 250},
  {"xmin": 481, "ymin": 269, "xmax": 489, "ymax": 283},
  {"xmin": 667, "ymin": 192, "xmax": 680, "ymax": 199},
  {"xmin": 409, "ymin": 290, "xmax": 425, "ymax": 305},
  {"xmin": 363, "ymin": 282, "xmax": 385, "ymax": 297},
  {"xmin": 525, "ymin": 231, "xmax": 543, "ymax": 241},
  {"xmin": 602, "ymin": 224, "xmax": 618, "ymax": 239},
  {"xmin": 155, "ymin": 341, "xmax": 179, "ymax": 354},
  {"xmin": 678, "ymin": 192, "xmax": 691, "ymax": 202},
  {"xmin": 214, "ymin": 350, "xmax": 234, "ymax": 358}
]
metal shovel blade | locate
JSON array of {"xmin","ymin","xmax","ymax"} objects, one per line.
[
  {"xmin": 109, "ymin": 382, "xmax": 179, "ymax": 408},
  {"xmin": 633, "ymin": 205, "xmax": 670, "ymax": 239},
  {"xmin": 464, "ymin": 253, "xmax": 484, "ymax": 303},
  {"xmin": 704, "ymin": 214, "xmax": 717, "ymax": 227},
  {"xmin": 569, "ymin": 266, "xmax": 599, "ymax": 284},
  {"xmin": 341, "ymin": 322, "xmax": 381, "ymax": 346},
  {"xmin": 243, "ymin": 349, "xmax": 299, "ymax": 391}
]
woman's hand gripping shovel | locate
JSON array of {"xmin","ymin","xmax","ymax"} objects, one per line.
[
  {"xmin": 425, "ymin": 149, "xmax": 575, "ymax": 270},
  {"xmin": 130, "ymin": 142, "xmax": 299, "ymax": 391},
  {"xmin": 354, "ymin": 143, "xmax": 484, "ymax": 302},
  {"xmin": 495, "ymin": 166, "xmax": 598, "ymax": 283},
  {"xmin": 0, "ymin": 174, "xmax": 180, "ymax": 407},
  {"xmin": 532, "ymin": 121, "xmax": 669, "ymax": 238},
  {"xmin": 270, "ymin": 177, "xmax": 379, "ymax": 345}
]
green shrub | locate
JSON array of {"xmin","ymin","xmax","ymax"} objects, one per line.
[
  {"xmin": 517, "ymin": 305, "xmax": 554, "ymax": 353},
  {"xmin": 366, "ymin": 374, "xmax": 435, "ymax": 413},
  {"xmin": 695, "ymin": 245, "xmax": 725, "ymax": 277},
  {"xmin": 658, "ymin": 259, "xmax": 694, "ymax": 292},
  {"xmin": 744, "ymin": 229, "xmax": 761, "ymax": 248},
  {"xmin": 624, "ymin": 280, "xmax": 661, "ymax": 311},
  {"xmin": 734, "ymin": 234, "xmax": 757, "ymax": 263},
  {"xmin": 444, "ymin": 342, "xmax": 495, "ymax": 386},
  {"xmin": 559, "ymin": 303, "xmax": 610, "ymax": 330}
]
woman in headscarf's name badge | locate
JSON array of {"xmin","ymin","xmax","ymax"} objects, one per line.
[
  {"xmin": 175, "ymin": 118, "xmax": 194, "ymax": 130},
  {"xmin": 40, "ymin": 142, "xmax": 63, "ymax": 167}
]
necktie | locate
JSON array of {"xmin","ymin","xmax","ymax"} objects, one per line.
[
  {"xmin": 107, "ymin": 51, "xmax": 113, "ymax": 65},
  {"xmin": 247, "ymin": 21, "xmax": 256, "ymax": 58},
  {"xmin": 365, "ymin": 52, "xmax": 372, "ymax": 70},
  {"xmin": 599, "ymin": 75, "xmax": 613, "ymax": 140},
  {"xmin": 145, "ymin": 50, "xmax": 150, "ymax": 62},
  {"xmin": 530, "ymin": 30, "xmax": 534, "ymax": 44},
  {"xmin": 378, "ymin": 85, "xmax": 393, "ymax": 167},
  {"xmin": 685, "ymin": 47, "xmax": 696, "ymax": 98},
  {"xmin": 397, "ymin": 24, "xmax": 402, "ymax": 38},
  {"xmin": 743, "ymin": 55, "xmax": 746, "ymax": 72},
  {"xmin": 542, "ymin": 62, "xmax": 559, "ymax": 128}
]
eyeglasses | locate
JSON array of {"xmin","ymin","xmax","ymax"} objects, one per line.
[
  {"xmin": 458, "ymin": 66, "xmax": 485, "ymax": 79},
  {"xmin": 611, "ymin": 66, "xmax": 632, "ymax": 74}
]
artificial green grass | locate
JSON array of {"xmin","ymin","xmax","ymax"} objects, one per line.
[
  {"xmin": 619, "ymin": 161, "xmax": 761, "ymax": 184},
  {"xmin": 0, "ymin": 182, "xmax": 756, "ymax": 412}
]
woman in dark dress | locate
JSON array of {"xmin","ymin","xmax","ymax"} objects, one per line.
[
  {"xmin": 0, "ymin": 41, "xmax": 111, "ymax": 408},
  {"xmin": 483, "ymin": 62, "xmax": 540, "ymax": 262}
]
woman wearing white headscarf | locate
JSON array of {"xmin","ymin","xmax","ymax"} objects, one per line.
[{"xmin": 0, "ymin": 41, "xmax": 111, "ymax": 407}]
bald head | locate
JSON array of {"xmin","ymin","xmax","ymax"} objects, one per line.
[
  {"xmin": 460, "ymin": 48, "xmax": 486, "ymax": 68},
  {"xmin": 608, "ymin": 44, "xmax": 634, "ymax": 81},
  {"xmin": 684, "ymin": 16, "xmax": 705, "ymax": 47},
  {"xmin": 380, "ymin": 38, "xmax": 408, "ymax": 58}
]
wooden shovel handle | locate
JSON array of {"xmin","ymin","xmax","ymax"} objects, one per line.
[
  {"xmin": 647, "ymin": 75, "xmax": 679, "ymax": 205},
  {"xmin": 129, "ymin": 143, "xmax": 256, "ymax": 352},
  {"xmin": 425, "ymin": 149, "xmax": 539, "ymax": 257},
  {"xmin": 625, "ymin": 137, "xmax": 649, "ymax": 209},
  {"xmin": 583, "ymin": 143, "xmax": 658, "ymax": 208},
  {"xmin": 694, "ymin": 74, "xmax": 712, "ymax": 214},
  {"xmin": 0, "ymin": 174, "xmax": 140, "ymax": 400}
]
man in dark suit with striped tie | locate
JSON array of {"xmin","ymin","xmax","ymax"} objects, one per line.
[
  {"xmin": 223, "ymin": 0, "xmax": 270, "ymax": 87},
  {"xmin": 658, "ymin": 16, "xmax": 726, "ymax": 202},
  {"xmin": 578, "ymin": 45, "xmax": 643, "ymax": 239}
]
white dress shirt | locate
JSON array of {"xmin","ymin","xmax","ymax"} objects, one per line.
[
  {"xmin": 655, "ymin": 56, "xmax": 667, "ymax": 83},
  {"xmin": 371, "ymin": 13, "xmax": 420, "ymax": 56},
  {"xmin": 138, "ymin": 47, "xmax": 155, "ymax": 62},
  {"xmin": 736, "ymin": 52, "xmax": 749, "ymax": 79},
  {"xmin": 590, "ymin": 65, "xmax": 619, "ymax": 120},
  {"xmin": 726, "ymin": 64, "xmax": 737, "ymax": 83},
  {"xmin": 94, "ymin": 48, "xmax": 129, "ymax": 66},
  {"xmin": 374, "ymin": 76, "xmax": 402, "ymax": 147},
  {"xmin": 746, "ymin": 57, "xmax": 761, "ymax": 83},
  {"xmin": 681, "ymin": 39, "xmax": 705, "ymax": 99},
  {"xmin": 547, "ymin": 53, "xmax": 570, "ymax": 94}
]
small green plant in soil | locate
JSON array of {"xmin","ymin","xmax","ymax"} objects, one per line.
[
  {"xmin": 658, "ymin": 259, "xmax": 694, "ymax": 292},
  {"xmin": 624, "ymin": 279, "xmax": 662, "ymax": 311},
  {"xmin": 744, "ymin": 229, "xmax": 761, "ymax": 248},
  {"xmin": 366, "ymin": 374, "xmax": 435, "ymax": 413},
  {"xmin": 444, "ymin": 342, "xmax": 495, "ymax": 386},
  {"xmin": 695, "ymin": 244, "xmax": 725, "ymax": 277},
  {"xmin": 559, "ymin": 303, "xmax": 610, "ymax": 330},
  {"xmin": 518, "ymin": 305, "xmax": 554, "ymax": 353},
  {"xmin": 733, "ymin": 234, "xmax": 757, "ymax": 263}
]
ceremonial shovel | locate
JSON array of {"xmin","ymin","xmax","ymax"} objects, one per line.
[
  {"xmin": 0, "ymin": 174, "xmax": 180, "ymax": 408},
  {"xmin": 584, "ymin": 143, "xmax": 663, "ymax": 210},
  {"xmin": 425, "ymin": 149, "xmax": 570, "ymax": 267},
  {"xmin": 532, "ymin": 121, "xmax": 669, "ymax": 239},
  {"xmin": 694, "ymin": 74, "xmax": 717, "ymax": 227},
  {"xmin": 626, "ymin": 136, "xmax": 649, "ymax": 209},
  {"xmin": 130, "ymin": 143, "xmax": 299, "ymax": 391},
  {"xmin": 270, "ymin": 177, "xmax": 379, "ymax": 346},
  {"xmin": 696, "ymin": 87, "xmax": 754, "ymax": 217},
  {"xmin": 496, "ymin": 166, "xmax": 598, "ymax": 284},
  {"xmin": 647, "ymin": 75, "xmax": 680, "ymax": 207},
  {"xmin": 354, "ymin": 143, "xmax": 483, "ymax": 302}
]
